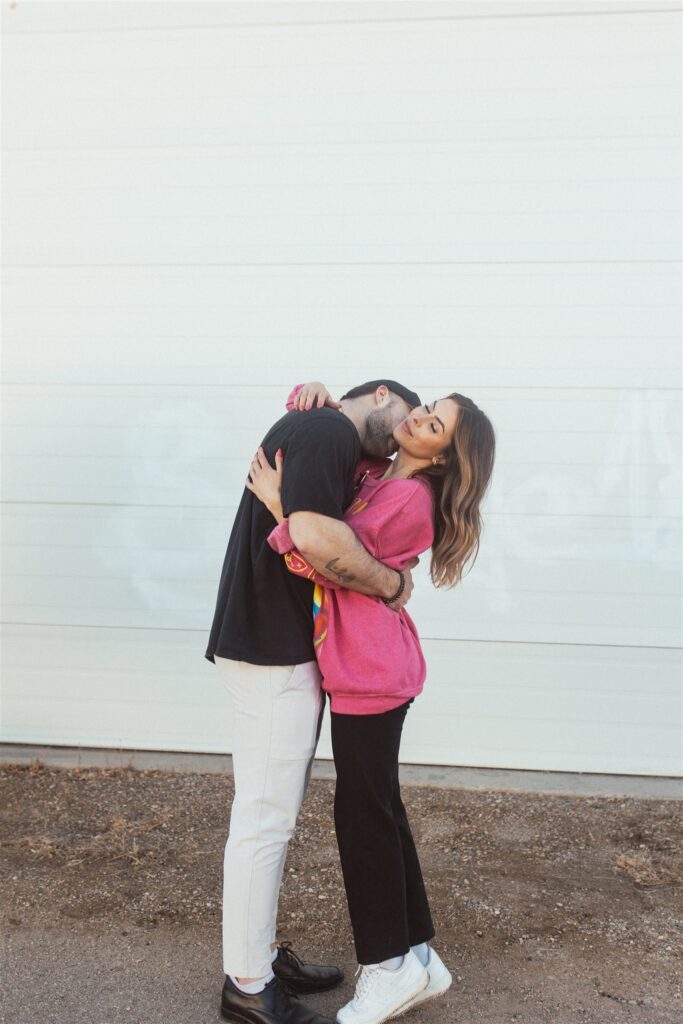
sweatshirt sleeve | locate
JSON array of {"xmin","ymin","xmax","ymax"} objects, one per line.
[
  {"xmin": 267, "ymin": 522, "xmax": 343, "ymax": 591},
  {"xmin": 377, "ymin": 481, "xmax": 435, "ymax": 564}
]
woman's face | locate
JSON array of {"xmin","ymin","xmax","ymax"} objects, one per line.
[{"xmin": 393, "ymin": 397, "xmax": 459, "ymax": 463}]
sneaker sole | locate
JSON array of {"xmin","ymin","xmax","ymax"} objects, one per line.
[
  {"xmin": 388, "ymin": 975, "xmax": 453, "ymax": 1019},
  {"xmin": 337, "ymin": 973, "xmax": 429, "ymax": 1024}
]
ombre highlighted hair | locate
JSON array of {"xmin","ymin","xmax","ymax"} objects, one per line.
[{"xmin": 413, "ymin": 393, "xmax": 496, "ymax": 588}]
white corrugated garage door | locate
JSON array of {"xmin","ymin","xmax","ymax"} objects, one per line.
[{"xmin": 1, "ymin": 2, "xmax": 681, "ymax": 775}]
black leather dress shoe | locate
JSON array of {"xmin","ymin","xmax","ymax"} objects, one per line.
[
  {"xmin": 220, "ymin": 975, "xmax": 334, "ymax": 1024},
  {"xmin": 273, "ymin": 942, "xmax": 344, "ymax": 994}
]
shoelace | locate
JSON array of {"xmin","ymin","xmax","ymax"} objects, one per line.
[
  {"xmin": 278, "ymin": 941, "xmax": 306, "ymax": 969},
  {"xmin": 353, "ymin": 964, "xmax": 383, "ymax": 1005},
  {"xmin": 272, "ymin": 977, "xmax": 300, "ymax": 1004}
]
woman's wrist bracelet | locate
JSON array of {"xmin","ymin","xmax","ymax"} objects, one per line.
[{"xmin": 382, "ymin": 570, "xmax": 405, "ymax": 606}]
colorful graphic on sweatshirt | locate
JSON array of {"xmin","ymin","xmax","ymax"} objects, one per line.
[
  {"xmin": 284, "ymin": 551, "xmax": 329, "ymax": 651},
  {"xmin": 313, "ymin": 583, "xmax": 329, "ymax": 650},
  {"xmin": 284, "ymin": 550, "xmax": 317, "ymax": 579},
  {"xmin": 348, "ymin": 496, "xmax": 369, "ymax": 517}
]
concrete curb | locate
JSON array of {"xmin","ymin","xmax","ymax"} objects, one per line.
[{"xmin": 2, "ymin": 743, "xmax": 681, "ymax": 798}]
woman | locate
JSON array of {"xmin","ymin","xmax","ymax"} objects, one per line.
[{"xmin": 247, "ymin": 381, "xmax": 495, "ymax": 1024}]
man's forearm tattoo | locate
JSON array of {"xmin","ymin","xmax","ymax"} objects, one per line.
[{"xmin": 324, "ymin": 557, "xmax": 357, "ymax": 584}]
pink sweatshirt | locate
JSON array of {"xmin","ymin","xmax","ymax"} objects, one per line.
[{"xmin": 269, "ymin": 387, "xmax": 435, "ymax": 714}]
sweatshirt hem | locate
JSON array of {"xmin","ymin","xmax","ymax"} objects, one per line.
[{"xmin": 330, "ymin": 690, "xmax": 421, "ymax": 715}]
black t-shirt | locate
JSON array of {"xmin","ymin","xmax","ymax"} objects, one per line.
[{"xmin": 205, "ymin": 408, "xmax": 361, "ymax": 666}]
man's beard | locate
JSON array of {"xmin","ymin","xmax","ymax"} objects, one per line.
[{"xmin": 360, "ymin": 407, "xmax": 398, "ymax": 458}]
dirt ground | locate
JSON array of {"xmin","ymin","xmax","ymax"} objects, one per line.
[{"xmin": 1, "ymin": 762, "xmax": 681, "ymax": 1024}]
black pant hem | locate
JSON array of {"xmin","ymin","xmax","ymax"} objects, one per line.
[{"xmin": 356, "ymin": 930, "xmax": 436, "ymax": 965}]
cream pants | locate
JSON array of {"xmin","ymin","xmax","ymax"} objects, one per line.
[{"xmin": 214, "ymin": 657, "xmax": 324, "ymax": 978}]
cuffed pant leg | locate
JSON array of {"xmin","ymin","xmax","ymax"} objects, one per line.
[{"xmin": 215, "ymin": 657, "xmax": 323, "ymax": 979}]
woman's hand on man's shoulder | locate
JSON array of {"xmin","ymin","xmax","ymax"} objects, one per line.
[{"xmin": 289, "ymin": 381, "xmax": 342, "ymax": 412}]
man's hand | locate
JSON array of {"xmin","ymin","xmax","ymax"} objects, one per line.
[
  {"xmin": 291, "ymin": 381, "xmax": 342, "ymax": 411},
  {"xmin": 385, "ymin": 558, "xmax": 418, "ymax": 613}
]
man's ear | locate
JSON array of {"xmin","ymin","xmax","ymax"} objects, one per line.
[{"xmin": 375, "ymin": 385, "xmax": 390, "ymax": 405}]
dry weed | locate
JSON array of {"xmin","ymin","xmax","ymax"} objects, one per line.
[
  {"xmin": 615, "ymin": 850, "xmax": 680, "ymax": 888},
  {"xmin": 3, "ymin": 811, "xmax": 173, "ymax": 869},
  {"xmin": 17, "ymin": 836, "xmax": 61, "ymax": 860}
]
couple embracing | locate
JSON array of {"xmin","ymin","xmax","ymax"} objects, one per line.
[{"xmin": 206, "ymin": 377, "xmax": 495, "ymax": 1024}]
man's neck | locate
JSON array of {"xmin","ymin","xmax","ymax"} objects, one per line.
[{"xmin": 338, "ymin": 398, "xmax": 365, "ymax": 438}]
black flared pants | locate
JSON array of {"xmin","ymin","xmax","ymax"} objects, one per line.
[{"xmin": 331, "ymin": 700, "xmax": 435, "ymax": 965}]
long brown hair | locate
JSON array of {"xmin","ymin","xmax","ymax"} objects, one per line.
[{"xmin": 413, "ymin": 393, "xmax": 496, "ymax": 588}]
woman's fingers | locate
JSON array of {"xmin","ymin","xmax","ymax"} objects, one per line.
[
  {"xmin": 312, "ymin": 383, "xmax": 342, "ymax": 410},
  {"xmin": 250, "ymin": 447, "xmax": 266, "ymax": 471},
  {"xmin": 250, "ymin": 447, "xmax": 282, "ymax": 476},
  {"xmin": 294, "ymin": 386, "xmax": 309, "ymax": 410},
  {"xmin": 293, "ymin": 381, "xmax": 340, "ymax": 411},
  {"xmin": 248, "ymin": 452, "xmax": 263, "ymax": 483},
  {"xmin": 302, "ymin": 386, "xmax": 317, "ymax": 410}
]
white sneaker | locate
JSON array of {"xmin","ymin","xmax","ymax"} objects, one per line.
[
  {"xmin": 336, "ymin": 950, "xmax": 429, "ymax": 1024},
  {"xmin": 388, "ymin": 946, "xmax": 452, "ymax": 1018}
]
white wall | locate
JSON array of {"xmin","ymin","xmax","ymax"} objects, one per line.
[{"xmin": 1, "ymin": 1, "xmax": 681, "ymax": 774}]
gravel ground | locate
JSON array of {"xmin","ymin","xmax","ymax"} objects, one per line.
[{"xmin": 1, "ymin": 761, "xmax": 681, "ymax": 1024}]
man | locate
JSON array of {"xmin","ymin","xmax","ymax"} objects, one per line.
[{"xmin": 206, "ymin": 379, "xmax": 421, "ymax": 1024}]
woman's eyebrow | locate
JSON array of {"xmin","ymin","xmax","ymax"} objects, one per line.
[{"xmin": 430, "ymin": 402, "xmax": 446, "ymax": 432}]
